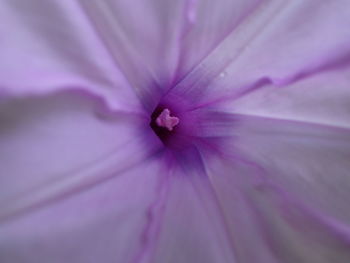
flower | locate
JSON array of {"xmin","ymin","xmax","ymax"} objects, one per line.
[{"xmin": 1, "ymin": 0, "xmax": 350, "ymax": 262}]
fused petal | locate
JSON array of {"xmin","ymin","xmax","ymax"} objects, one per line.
[
  {"xmin": 0, "ymin": 158, "xmax": 164, "ymax": 263},
  {"xmin": 0, "ymin": 0, "xmax": 138, "ymax": 110},
  {"xmin": 0, "ymin": 91, "xmax": 157, "ymax": 215}
]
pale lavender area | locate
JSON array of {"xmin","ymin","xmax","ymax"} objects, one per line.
[{"xmin": 1, "ymin": 1, "xmax": 350, "ymax": 263}]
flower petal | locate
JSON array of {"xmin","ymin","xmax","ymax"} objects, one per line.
[
  {"xmin": 150, "ymin": 151, "xmax": 236, "ymax": 263},
  {"xmin": 198, "ymin": 112, "xmax": 350, "ymax": 226},
  {"xmin": 247, "ymin": 185, "xmax": 350, "ymax": 263},
  {"xmin": 205, "ymin": 156, "xmax": 350, "ymax": 263},
  {"xmin": 197, "ymin": 112, "xmax": 350, "ymax": 261},
  {"xmin": 199, "ymin": 156, "xmax": 280, "ymax": 263},
  {"xmin": 0, "ymin": 91, "xmax": 159, "ymax": 219},
  {"xmin": 174, "ymin": 0, "xmax": 261, "ymax": 80},
  {"xmin": 223, "ymin": 64, "xmax": 350, "ymax": 128},
  {"xmin": 78, "ymin": 0, "xmax": 191, "ymax": 109},
  {"xmin": 0, "ymin": 0, "xmax": 137, "ymax": 110},
  {"xmin": 221, "ymin": 0, "xmax": 350, "ymax": 88},
  {"xmin": 0, "ymin": 157, "xmax": 163, "ymax": 263},
  {"xmin": 79, "ymin": 0, "xmax": 260, "ymax": 109},
  {"xmin": 232, "ymin": 114, "xmax": 350, "ymax": 226},
  {"xmin": 170, "ymin": 0, "xmax": 350, "ymax": 108}
]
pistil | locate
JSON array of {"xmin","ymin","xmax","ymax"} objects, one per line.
[{"xmin": 155, "ymin": 108, "xmax": 179, "ymax": 131}]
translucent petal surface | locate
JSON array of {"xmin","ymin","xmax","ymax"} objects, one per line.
[
  {"xmin": 0, "ymin": 158, "xmax": 163, "ymax": 263},
  {"xmin": 78, "ymin": 0, "xmax": 190, "ymax": 109},
  {"xmin": 78, "ymin": 0, "xmax": 261, "ymax": 109},
  {"xmin": 199, "ymin": 155, "xmax": 279, "ymax": 263},
  {"xmin": 150, "ymin": 150, "xmax": 236, "ymax": 263},
  {"xmin": 0, "ymin": 0, "xmax": 138, "ymax": 110},
  {"xmin": 169, "ymin": 0, "xmax": 350, "ymax": 108},
  {"xmin": 0, "ymin": 91, "xmax": 159, "ymax": 219},
  {"xmin": 223, "ymin": 65, "xmax": 350, "ymax": 128},
  {"xmin": 174, "ymin": 0, "xmax": 262, "ymax": 80},
  {"xmin": 196, "ymin": 112, "xmax": 350, "ymax": 262},
  {"xmin": 231, "ymin": 115, "xmax": 350, "ymax": 225}
]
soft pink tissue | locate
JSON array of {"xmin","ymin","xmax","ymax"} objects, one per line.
[{"xmin": 1, "ymin": 1, "xmax": 350, "ymax": 262}]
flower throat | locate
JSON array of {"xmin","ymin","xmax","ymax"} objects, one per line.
[{"xmin": 150, "ymin": 106, "xmax": 179, "ymax": 144}]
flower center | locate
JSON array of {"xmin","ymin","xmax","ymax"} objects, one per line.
[
  {"xmin": 155, "ymin": 108, "xmax": 179, "ymax": 131},
  {"xmin": 150, "ymin": 107, "xmax": 179, "ymax": 144}
]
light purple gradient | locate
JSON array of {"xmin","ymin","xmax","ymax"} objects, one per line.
[{"xmin": 1, "ymin": 1, "xmax": 350, "ymax": 263}]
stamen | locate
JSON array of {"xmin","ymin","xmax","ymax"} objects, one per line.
[{"xmin": 155, "ymin": 108, "xmax": 179, "ymax": 131}]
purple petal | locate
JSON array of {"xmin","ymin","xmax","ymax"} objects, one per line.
[
  {"xmin": 196, "ymin": 112, "xmax": 350, "ymax": 262},
  {"xmin": 229, "ymin": 114, "xmax": 350, "ymax": 226},
  {"xmin": 0, "ymin": 91, "xmax": 159, "ymax": 219},
  {"xmin": 223, "ymin": 64, "xmax": 350, "ymax": 129},
  {"xmin": 206, "ymin": 156, "xmax": 350, "ymax": 263},
  {"xmin": 0, "ymin": 157, "xmax": 164, "ymax": 263},
  {"xmin": 0, "ymin": 0, "xmax": 138, "ymax": 110},
  {"xmin": 149, "ymin": 152, "xmax": 236, "ymax": 263},
  {"xmin": 174, "ymin": 0, "xmax": 261, "ymax": 81},
  {"xmin": 78, "ymin": 0, "xmax": 190, "ymax": 109},
  {"xmin": 198, "ymin": 155, "xmax": 280, "ymax": 263},
  {"xmin": 247, "ymin": 185, "xmax": 350, "ymax": 263},
  {"xmin": 169, "ymin": 0, "xmax": 350, "ymax": 108},
  {"xmin": 78, "ymin": 0, "xmax": 260, "ymax": 109}
]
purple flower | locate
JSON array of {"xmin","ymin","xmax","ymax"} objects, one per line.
[{"xmin": 1, "ymin": 0, "xmax": 350, "ymax": 262}]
